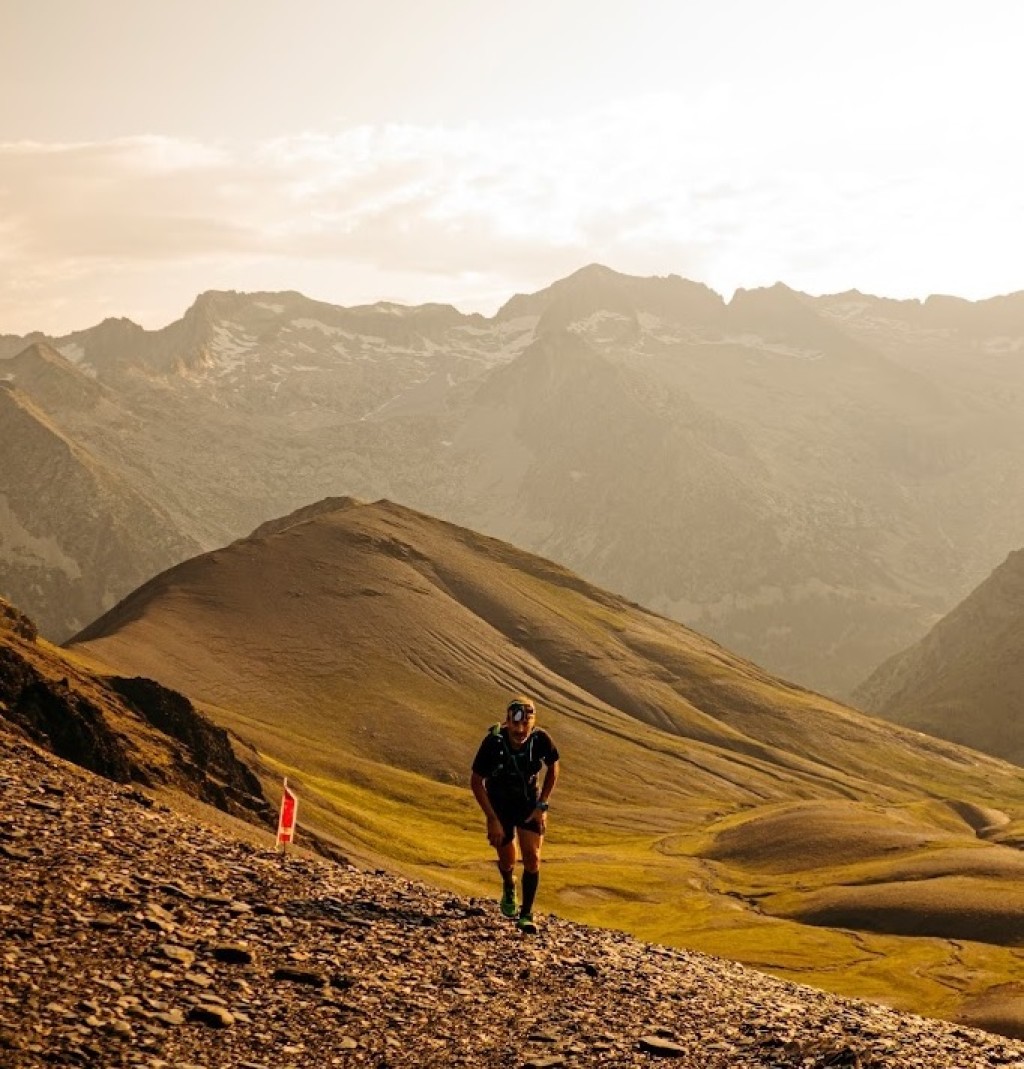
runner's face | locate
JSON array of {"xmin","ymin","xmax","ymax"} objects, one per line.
[{"xmin": 506, "ymin": 710, "xmax": 534, "ymax": 745}]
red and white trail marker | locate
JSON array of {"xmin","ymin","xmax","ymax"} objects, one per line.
[{"xmin": 276, "ymin": 778, "xmax": 298, "ymax": 852}]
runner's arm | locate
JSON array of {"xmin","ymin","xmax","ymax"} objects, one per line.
[
  {"xmin": 526, "ymin": 760, "xmax": 558, "ymax": 833},
  {"xmin": 470, "ymin": 772, "xmax": 500, "ymax": 821},
  {"xmin": 471, "ymin": 772, "xmax": 506, "ymax": 846},
  {"xmin": 537, "ymin": 759, "xmax": 559, "ymax": 807}
]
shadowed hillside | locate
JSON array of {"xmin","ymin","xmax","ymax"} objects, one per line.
[
  {"xmin": 0, "ymin": 379, "xmax": 202, "ymax": 639},
  {"xmin": 0, "ymin": 596, "xmax": 269, "ymax": 821},
  {"xmin": 854, "ymin": 548, "xmax": 1024, "ymax": 766},
  {"xmin": 67, "ymin": 498, "xmax": 1024, "ymax": 1032}
]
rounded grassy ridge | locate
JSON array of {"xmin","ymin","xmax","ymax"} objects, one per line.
[{"xmin": 63, "ymin": 498, "xmax": 1024, "ymax": 1030}]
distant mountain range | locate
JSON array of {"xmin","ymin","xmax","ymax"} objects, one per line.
[
  {"xmin": 5, "ymin": 265, "xmax": 1024, "ymax": 695},
  {"xmin": 61, "ymin": 496, "xmax": 1024, "ymax": 1030},
  {"xmin": 855, "ymin": 548, "xmax": 1024, "ymax": 765}
]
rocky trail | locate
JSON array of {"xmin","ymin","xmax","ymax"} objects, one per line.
[{"xmin": 3, "ymin": 729, "xmax": 1024, "ymax": 1069}]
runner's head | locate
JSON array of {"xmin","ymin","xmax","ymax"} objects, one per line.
[{"xmin": 506, "ymin": 695, "xmax": 536, "ymax": 743}]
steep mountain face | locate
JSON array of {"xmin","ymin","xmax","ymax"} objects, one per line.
[
  {"xmin": 5, "ymin": 340, "xmax": 105, "ymax": 411},
  {"xmin": 5, "ymin": 268, "xmax": 1024, "ymax": 694},
  {"xmin": 63, "ymin": 499, "xmax": 1024, "ymax": 1029},
  {"xmin": 0, "ymin": 381, "xmax": 202, "ymax": 639},
  {"xmin": 854, "ymin": 548, "xmax": 1024, "ymax": 765},
  {"xmin": 0, "ymin": 596, "xmax": 269, "ymax": 819}
]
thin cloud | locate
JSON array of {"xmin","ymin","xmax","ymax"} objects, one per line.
[{"xmin": 2, "ymin": 95, "xmax": 1022, "ymax": 334}]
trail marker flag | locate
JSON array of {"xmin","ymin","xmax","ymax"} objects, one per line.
[{"xmin": 277, "ymin": 778, "xmax": 298, "ymax": 851}]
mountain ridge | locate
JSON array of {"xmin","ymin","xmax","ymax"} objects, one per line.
[
  {"xmin": 0, "ymin": 384, "xmax": 203, "ymax": 638},
  {"xmin": 6, "ymin": 266, "xmax": 1024, "ymax": 698},
  {"xmin": 71, "ymin": 495, "xmax": 1009, "ymax": 797}
]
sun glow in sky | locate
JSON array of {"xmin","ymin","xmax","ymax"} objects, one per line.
[{"xmin": 2, "ymin": 0, "xmax": 1023, "ymax": 334}]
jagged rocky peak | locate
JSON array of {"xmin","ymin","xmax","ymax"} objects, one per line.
[
  {"xmin": 181, "ymin": 287, "xmax": 301, "ymax": 326},
  {"xmin": 5, "ymin": 339, "xmax": 103, "ymax": 408},
  {"xmin": 727, "ymin": 281, "xmax": 848, "ymax": 346},
  {"xmin": 176, "ymin": 288, "xmax": 476, "ymax": 354},
  {"xmin": 628, "ymin": 271, "xmax": 727, "ymax": 323},
  {"xmin": 204, "ymin": 288, "xmax": 470, "ymax": 331},
  {"xmin": 815, "ymin": 288, "xmax": 922, "ymax": 312},
  {"xmin": 139, "ymin": 290, "xmax": 255, "ymax": 376},
  {"xmin": 498, "ymin": 264, "xmax": 726, "ymax": 334},
  {"xmin": 728, "ymin": 280, "xmax": 805, "ymax": 312},
  {"xmin": 361, "ymin": 298, "xmax": 466, "ymax": 322},
  {"xmin": 174, "ymin": 290, "xmax": 243, "ymax": 344},
  {"xmin": 920, "ymin": 290, "xmax": 1024, "ymax": 336},
  {"xmin": 77, "ymin": 315, "xmax": 146, "ymax": 346},
  {"xmin": 74, "ymin": 314, "xmax": 145, "ymax": 354},
  {"xmin": 182, "ymin": 289, "xmax": 252, "ymax": 322},
  {"xmin": 46, "ymin": 315, "xmax": 149, "ymax": 381},
  {"xmin": 815, "ymin": 287, "xmax": 1024, "ymax": 337},
  {"xmin": 332, "ymin": 298, "xmax": 475, "ymax": 348},
  {"xmin": 497, "ymin": 263, "xmax": 634, "ymax": 322}
]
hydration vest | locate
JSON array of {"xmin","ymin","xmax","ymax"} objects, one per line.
[{"xmin": 488, "ymin": 723, "xmax": 539, "ymax": 798}]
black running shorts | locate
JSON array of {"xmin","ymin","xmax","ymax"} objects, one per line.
[{"xmin": 493, "ymin": 797, "xmax": 543, "ymax": 846}]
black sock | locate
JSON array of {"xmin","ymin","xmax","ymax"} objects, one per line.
[
  {"xmin": 521, "ymin": 870, "xmax": 539, "ymax": 915},
  {"xmin": 498, "ymin": 864, "xmax": 515, "ymax": 891}
]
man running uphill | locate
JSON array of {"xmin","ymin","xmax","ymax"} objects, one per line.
[{"xmin": 470, "ymin": 696, "xmax": 560, "ymax": 934}]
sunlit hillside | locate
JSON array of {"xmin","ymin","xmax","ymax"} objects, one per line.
[{"xmin": 68, "ymin": 497, "xmax": 1024, "ymax": 1035}]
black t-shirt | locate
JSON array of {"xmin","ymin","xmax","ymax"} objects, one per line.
[{"xmin": 472, "ymin": 727, "xmax": 560, "ymax": 810}]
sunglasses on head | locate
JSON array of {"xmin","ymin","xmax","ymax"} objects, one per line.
[{"xmin": 508, "ymin": 703, "xmax": 535, "ymax": 722}]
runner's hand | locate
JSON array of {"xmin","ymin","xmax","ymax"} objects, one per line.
[
  {"xmin": 531, "ymin": 808, "xmax": 548, "ymax": 834},
  {"xmin": 486, "ymin": 816, "xmax": 505, "ymax": 846}
]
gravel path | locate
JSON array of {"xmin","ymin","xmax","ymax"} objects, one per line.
[{"xmin": 3, "ymin": 728, "xmax": 1024, "ymax": 1069}]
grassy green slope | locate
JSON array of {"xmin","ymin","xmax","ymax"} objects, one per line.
[{"xmin": 69, "ymin": 498, "xmax": 1024, "ymax": 1032}]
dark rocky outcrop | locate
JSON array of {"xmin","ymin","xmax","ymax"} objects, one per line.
[
  {"xmin": 107, "ymin": 675, "xmax": 270, "ymax": 815},
  {"xmin": 0, "ymin": 645, "xmax": 137, "ymax": 782},
  {"xmin": 0, "ymin": 596, "xmax": 270, "ymax": 823}
]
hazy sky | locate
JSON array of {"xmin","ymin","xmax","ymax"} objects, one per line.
[{"xmin": 2, "ymin": 0, "xmax": 1023, "ymax": 334}]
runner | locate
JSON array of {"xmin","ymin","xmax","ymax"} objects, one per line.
[{"xmin": 470, "ymin": 695, "xmax": 560, "ymax": 933}]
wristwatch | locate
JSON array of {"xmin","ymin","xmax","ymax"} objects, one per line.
[{"xmin": 536, "ymin": 801, "xmax": 549, "ymax": 812}]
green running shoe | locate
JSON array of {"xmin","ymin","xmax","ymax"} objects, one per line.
[
  {"xmin": 516, "ymin": 912, "xmax": 537, "ymax": 934},
  {"xmin": 499, "ymin": 886, "xmax": 518, "ymax": 918}
]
